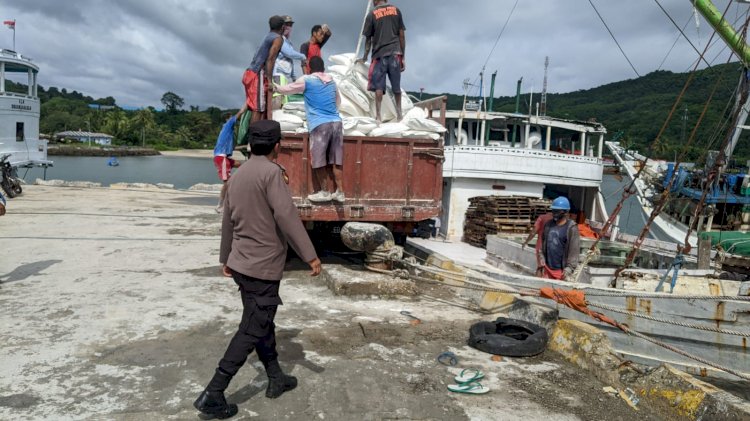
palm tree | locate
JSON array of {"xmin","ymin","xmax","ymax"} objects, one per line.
[
  {"xmin": 129, "ymin": 109, "xmax": 156, "ymax": 146},
  {"xmin": 102, "ymin": 109, "xmax": 129, "ymax": 141}
]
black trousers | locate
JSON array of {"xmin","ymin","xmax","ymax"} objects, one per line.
[{"xmin": 218, "ymin": 271, "xmax": 282, "ymax": 376}]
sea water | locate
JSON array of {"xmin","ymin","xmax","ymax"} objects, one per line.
[
  {"xmin": 19, "ymin": 155, "xmax": 217, "ymax": 190},
  {"xmin": 18, "ymin": 156, "xmax": 650, "ymax": 235}
]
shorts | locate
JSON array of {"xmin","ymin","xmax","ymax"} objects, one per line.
[
  {"xmin": 368, "ymin": 54, "xmax": 402, "ymax": 93},
  {"xmin": 309, "ymin": 121, "xmax": 343, "ymax": 169},
  {"xmin": 214, "ymin": 155, "xmax": 235, "ymax": 181},
  {"xmin": 242, "ymin": 68, "xmax": 266, "ymax": 112}
]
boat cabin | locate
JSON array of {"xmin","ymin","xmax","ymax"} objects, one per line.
[
  {"xmin": 441, "ymin": 110, "xmax": 609, "ymax": 241},
  {"xmin": 0, "ymin": 49, "xmax": 50, "ymax": 168}
]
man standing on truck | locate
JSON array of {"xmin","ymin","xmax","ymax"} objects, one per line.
[
  {"xmin": 275, "ymin": 56, "xmax": 344, "ymax": 204},
  {"xmin": 194, "ymin": 120, "xmax": 322, "ymax": 419},
  {"xmin": 273, "ymin": 15, "xmax": 307, "ymax": 108},
  {"xmin": 539, "ymin": 197, "xmax": 580, "ymax": 281},
  {"xmin": 243, "ymin": 15, "xmax": 285, "ymax": 123},
  {"xmin": 300, "ymin": 24, "xmax": 332, "ymax": 75},
  {"xmin": 213, "ymin": 104, "xmax": 247, "ymax": 213},
  {"xmin": 358, "ymin": 0, "xmax": 406, "ymax": 122}
]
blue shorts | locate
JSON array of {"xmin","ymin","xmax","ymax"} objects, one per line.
[{"xmin": 367, "ymin": 54, "xmax": 402, "ymax": 94}]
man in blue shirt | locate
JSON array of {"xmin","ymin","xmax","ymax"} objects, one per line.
[
  {"xmin": 213, "ymin": 104, "xmax": 247, "ymax": 213},
  {"xmin": 275, "ymin": 56, "xmax": 344, "ymax": 203}
]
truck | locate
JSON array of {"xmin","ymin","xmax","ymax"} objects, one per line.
[{"xmin": 274, "ymin": 95, "xmax": 447, "ymax": 242}]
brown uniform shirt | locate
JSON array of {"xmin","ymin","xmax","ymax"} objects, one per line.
[{"xmin": 220, "ymin": 154, "xmax": 317, "ymax": 280}]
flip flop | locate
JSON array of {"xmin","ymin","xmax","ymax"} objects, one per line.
[
  {"xmin": 447, "ymin": 381, "xmax": 489, "ymax": 395},
  {"xmin": 454, "ymin": 368, "xmax": 485, "ymax": 384}
]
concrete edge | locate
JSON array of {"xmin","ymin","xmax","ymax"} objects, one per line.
[
  {"xmin": 31, "ymin": 179, "xmax": 221, "ymax": 194},
  {"xmin": 549, "ymin": 319, "xmax": 750, "ymax": 421},
  {"xmin": 405, "ymin": 242, "xmax": 750, "ymax": 420}
]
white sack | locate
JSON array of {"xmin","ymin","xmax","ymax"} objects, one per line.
[
  {"xmin": 329, "ymin": 53, "xmax": 356, "ymax": 67},
  {"xmin": 405, "ymin": 117, "xmax": 447, "ymax": 133},
  {"xmin": 369, "ymin": 122, "xmax": 409, "ymax": 138},
  {"xmin": 404, "ymin": 106, "xmax": 427, "ymax": 120}
]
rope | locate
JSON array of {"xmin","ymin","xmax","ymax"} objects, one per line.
[
  {"xmin": 588, "ymin": 302, "xmax": 750, "ymax": 337},
  {"xmin": 622, "ymin": 325, "xmax": 750, "ymax": 381},
  {"xmin": 365, "ymin": 260, "xmax": 750, "ymax": 380},
  {"xmin": 654, "ymin": 0, "xmax": 712, "ymax": 68},
  {"xmin": 583, "ymin": 290, "xmax": 750, "ymax": 301},
  {"xmin": 588, "ymin": 0, "xmax": 640, "ymax": 77}
]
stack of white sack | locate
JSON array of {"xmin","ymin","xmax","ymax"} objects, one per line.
[
  {"xmin": 272, "ymin": 109, "xmax": 306, "ymax": 132},
  {"xmin": 275, "ymin": 53, "xmax": 446, "ymax": 140}
]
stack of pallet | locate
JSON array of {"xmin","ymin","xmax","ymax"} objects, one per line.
[{"xmin": 463, "ymin": 196, "xmax": 551, "ymax": 248}]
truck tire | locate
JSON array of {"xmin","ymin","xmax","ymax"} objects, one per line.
[{"xmin": 467, "ymin": 317, "xmax": 548, "ymax": 357}]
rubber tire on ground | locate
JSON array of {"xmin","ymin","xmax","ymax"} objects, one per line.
[{"xmin": 467, "ymin": 317, "xmax": 548, "ymax": 357}]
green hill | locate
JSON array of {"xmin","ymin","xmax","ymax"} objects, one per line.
[
  {"xmin": 416, "ymin": 61, "xmax": 749, "ymax": 164},
  {"xmin": 7, "ymin": 62, "xmax": 750, "ymax": 159}
]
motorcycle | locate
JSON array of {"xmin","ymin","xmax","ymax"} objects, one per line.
[{"xmin": 0, "ymin": 153, "xmax": 23, "ymax": 198}]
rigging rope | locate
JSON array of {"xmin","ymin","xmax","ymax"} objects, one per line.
[
  {"xmin": 654, "ymin": 0, "xmax": 712, "ymax": 68},
  {"xmin": 588, "ymin": 0, "xmax": 640, "ymax": 77},
  {"xmin": 588, "ymin": 302, "xmax": 750, "ymax": 336},
  {"xmin": 397, "ymin": 261, "xmax": 750, "ymax": 380},
  {"xmin": 582, "ymin": 2, "xmax": 734, "ymax": 283}
]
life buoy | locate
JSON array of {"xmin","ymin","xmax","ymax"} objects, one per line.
[{"xmin": 468, "ymin": 317, "xmax": 548, "ymax": 357}]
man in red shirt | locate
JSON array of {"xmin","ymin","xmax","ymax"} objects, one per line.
[
  {"xmin": 523, "ymin": 212, "xmax": 554, "ymax": 276},
  {"xmin": 300, "ymin": 24, "xmax": 332, "ymax": 75}
]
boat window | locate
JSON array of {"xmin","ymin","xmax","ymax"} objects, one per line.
[{"xmin": 16, "ymin": 122, "xmax": 24, "ymax": 142}]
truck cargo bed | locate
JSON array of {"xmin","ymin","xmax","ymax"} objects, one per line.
[{"xmin": 275, "ymin": 97, "xmax": 446, "ymax": 224}]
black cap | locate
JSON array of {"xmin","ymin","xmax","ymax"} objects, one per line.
[
  {"xmin": 283, "ymin": 15, "xmax": 294, "ymax": 24},
  {"xmin": 248, "ymin": 120, "xmax": 281, "ymax": 146},
  {"xmin": 269, "ymin": 15, "xmax": 285, "ymax": 30}
]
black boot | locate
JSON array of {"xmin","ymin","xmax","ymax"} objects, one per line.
[
  {"xmin": 264, "ymin": 360, "xmax": 297, "ymax": 399},
  {"xmin": 194, "ymin": 368, "xmax": 238, "ymax": 419}
]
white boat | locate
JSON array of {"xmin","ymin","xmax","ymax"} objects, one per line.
[
  {"xmin": 606, "ymin": 141, "xmax": 700, "ymax": 248},
  {"xmin": 0, "ymin": 48, "xmax": 52, "ymax": 170},
  {"xmin": 439, "ymin": 108, "xmax": 612, "ymax": 241}
]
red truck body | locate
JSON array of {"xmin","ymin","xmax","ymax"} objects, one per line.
[{"xmin": 274, "ymin": 96, "xmax": 446, "ymax": 227}]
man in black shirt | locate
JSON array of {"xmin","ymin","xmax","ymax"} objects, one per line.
[{"xmin": 358, "ymin": 0, "xmax": 406, "ymax": 122}]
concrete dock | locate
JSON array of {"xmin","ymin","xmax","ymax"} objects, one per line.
[{"xmin": 0, "ymin": 185, "xmax": 669, "ymax": 420}]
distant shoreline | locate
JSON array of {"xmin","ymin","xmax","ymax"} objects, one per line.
[{"xmin": 48, "ymin": 145, "xmax": 160, "ymax": 157}]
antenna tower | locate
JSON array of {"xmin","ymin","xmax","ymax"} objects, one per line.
[{"xmin": 541, "ymin": 56, "xmax": 549, "ymax": 116}]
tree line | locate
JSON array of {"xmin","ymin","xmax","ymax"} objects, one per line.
[
  {"xmin": 11, "ymin": 61, "xmax": 750, "ymax": 162},
  {"xmin": 5, "ymin": 80, "xmax": 237, "ymax": 150}
]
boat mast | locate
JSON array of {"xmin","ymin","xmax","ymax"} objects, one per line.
[{"xmin": 691, "ymin": 0, "xmax": 750, "ymax": 167}]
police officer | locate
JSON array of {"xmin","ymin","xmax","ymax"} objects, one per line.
[{"xmin": 194, "ymin": 120, "xmax": 322, "ymax": 419}]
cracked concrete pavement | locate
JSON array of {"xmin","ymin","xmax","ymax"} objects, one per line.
[{"xmin": 0, "ymin": 186, "xmax": 663, "ymax": 420}]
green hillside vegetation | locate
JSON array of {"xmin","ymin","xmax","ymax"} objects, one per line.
[
  {"xmin": 6, "ymin": 80, "xmax": 234, "ymax": 150},
  {"xmin": 8, "ymin": 61, "xmax": 750, "ymax": 160},
  {"xmin": 419, "ymin": 62, "xmax": 749, "ymax": 164}
]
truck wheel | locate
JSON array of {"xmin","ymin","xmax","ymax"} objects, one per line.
[{"xmin": 467, "ymin": 317, "xmax": 548, "ymax": 357}]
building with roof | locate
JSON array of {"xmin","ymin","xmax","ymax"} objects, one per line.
[{"xmin": 55, "ymin": 130, "xmax": 114, "ymax": 146}]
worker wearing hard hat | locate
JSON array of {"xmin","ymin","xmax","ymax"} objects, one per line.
[{"xmin": 539, "ymin": 196, "xmax": 580, "ymax": 281}]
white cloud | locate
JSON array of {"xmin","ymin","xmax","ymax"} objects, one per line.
[{"xmin": 2, "ymin": 0, "xmax": 742, "ymax": 108}]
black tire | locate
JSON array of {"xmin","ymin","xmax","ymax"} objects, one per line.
[
  {"xmin": 12, "ymin": 180, "xmax": 22, "ymax": 196},
  {"xmin": 1, "ymin": 179, "xmax": 17, "ymax": 198},
  {"xmin": 467, "ymin": 317, "xmax": 548, "ymax": 357}
]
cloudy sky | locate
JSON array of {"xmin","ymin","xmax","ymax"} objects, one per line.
[{"xmin": 2, "ymin": 0, "xmax": 745, "ymax": 109}]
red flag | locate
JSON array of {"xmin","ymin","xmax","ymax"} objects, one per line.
[{"xmin": 3, "ymin": 20, "xmax": 15, "ymax": 30}]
